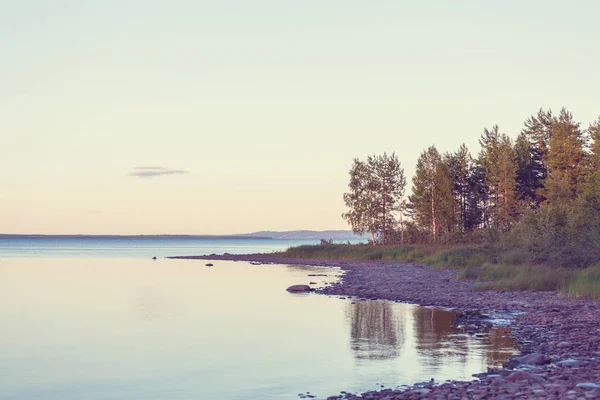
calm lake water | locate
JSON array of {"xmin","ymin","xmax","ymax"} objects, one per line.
[
  {"xmin": 0, "ymin": 239, "xmax": 518, "ymax": 399},
  {"xmin": 0, "ymin": 237, "xmax": 332, "ymax": 258}
]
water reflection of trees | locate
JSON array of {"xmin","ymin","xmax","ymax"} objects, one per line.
[
  {"xmin": 413, "ymin": 308, "xmax": 518, "ymax": 372},
  {"xmin": 484, "ymin": 327, "xmax": 517, "ymax": 367},
  {"xmin": 346, "ymin": 301, "xmax": 518, "ymax": 372},
  {"xmin": 348, "ymin": 301, "xmax": 405, "ymax": 360},
  {"xmin": 413, "ymin": 308, "xmax": 468, "ymax": 371}
]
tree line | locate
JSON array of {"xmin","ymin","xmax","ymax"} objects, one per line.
[{"xmin": 343, "ymin": 107, "xmax": 600, "ymax": 266}]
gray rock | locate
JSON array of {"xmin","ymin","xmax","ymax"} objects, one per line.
[
  {"xmin": 205, "ymin": 263, "xmax": 213, "ymax": 267},
  {"xmin": 576, "ymin": 383, "xmax": 600, "ymax": 389},
  {"xmin": 286, "ymin": 284, "xmax": 312, "ymax": 293},
  {"xmin": 557, "ymin": 359, "xmax": 581, "ymax": 367},
  {"xmin": 515, "ymin": 352, "xmax": 550, "ymax": 365}
]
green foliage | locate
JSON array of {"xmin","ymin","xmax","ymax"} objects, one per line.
[
  {"xmin": 589, "ymin": 117, "xmax": 600, "ymax": 170},
  {"xmin": 506, "ymin": 173, "xmax": 600, "ymax": 267},
  {"xmin": 409, "ymin": 146, "xmax": 455, "ymax": 240},
  {"xmin": 342, "ymin": 153, "xmax": 406, "ymax": 244},
  {"xmin": 334, "ymin": 106, "xmax": 600, "ymax": 295},
  {"xmin": 543, "ymin": 108, "xmax": 585, "ymax": 200},
  {"xmin": 478, "ymin": 125, "xmax": 519, "ymax": 230},
  {"xmin": 514, "ymin": 132, "xmax": 543, "ymax": 206}
]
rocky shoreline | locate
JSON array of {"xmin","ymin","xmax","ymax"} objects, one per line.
[{"xmin": 170, "ymin": 254, "xmax": 600, "ymax": 399}]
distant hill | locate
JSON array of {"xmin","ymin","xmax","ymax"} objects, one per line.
[{"xmin": 237, "ymin": 230, "xmax": 365, "ymax": 240}]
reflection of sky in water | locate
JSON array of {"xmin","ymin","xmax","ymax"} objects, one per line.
[{"xmin": 0, "ymin": 258, "xmax": 518, "ymax": 400}]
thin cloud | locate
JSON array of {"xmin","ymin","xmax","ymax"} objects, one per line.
[
  {"xmin": 134, "ymin": 166, "xmax": 169, "ymax": 171},
  {"xmin": 130, "ymin": 166, "xmax": 189, "ymax": 178}
]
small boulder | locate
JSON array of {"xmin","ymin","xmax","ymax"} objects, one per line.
[
  {"xmin": 506, "ymin": 371, "xmax": 544, "ymax": 383},
  {"xmin": 576, "ymin": 383, "xmax": 600, "ymax": 389},
  {"xmin": 152, "ymin": 256, "xmax": 157, "ymax": 260},
  {"xmin": 515, "ymin": 352, "xmax": 550, "ymax": 366},
  {"xmin": 286, "ymin": 284, "xmax": 312, "ymax": 293},
  {"xmin": 205, "ymin": 263, "xmax": 214, "ymax": 267},
  {"xmin": 557, "ymin": 359, "xmax": 581, "ymax": 367}
]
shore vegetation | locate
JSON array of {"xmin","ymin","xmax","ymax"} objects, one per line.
[
  {"xmin": 279, "ymin": 243, "xmax": 600, "ymax": 298},
  {"xmin": 290, "ymin": 107, "xmax": 600, "ymax": 297}
]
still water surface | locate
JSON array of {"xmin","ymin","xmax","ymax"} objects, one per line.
[
  {"xmin": 0, "ymin": 237, "xmax": 330, "ymax": 258},
  {"xmin": 0, "ymin": 257, "xmax": 517, "ymax": 399}
]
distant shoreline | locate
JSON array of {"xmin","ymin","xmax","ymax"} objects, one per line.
[
  {"xmin": 0, "ymin": 234, "xmax": 273, "ymax": 240},
  {"xmin": 0, "ymin": 230, "xmax": 364, "ymax": 241}
]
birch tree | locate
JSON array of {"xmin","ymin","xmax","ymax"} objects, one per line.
[{"xmin": 342, "ymin": 153, "xmax": 406, "ymax": 245}]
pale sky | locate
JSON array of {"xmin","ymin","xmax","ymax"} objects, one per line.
[{"xmin": 1, "ymin": 0, "xmax": 599, "ymax": 234}]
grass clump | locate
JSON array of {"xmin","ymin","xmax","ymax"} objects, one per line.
[
  {"xmin": 279, "ymin": 243, "xmax": 436, "ymax": 262},
  {"xmin": 459, "ymin": 263, "xmax": 573, "ymax": 292},
  {"xmin": 423, "ymin": 247, "xmax": 488, "ymax": 269},
  {"xmin": 281, "ymin": 243, "xmax": 385, "ymax": 260},
  {"xmin": 567, "ymin": 264, "xmax": 600, "ymax": 299}
]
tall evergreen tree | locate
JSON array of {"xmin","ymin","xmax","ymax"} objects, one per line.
[
  {"xmin": 542, "ymin": 108, "xmax": 586, "ymax": 202},
  {"xmin": 465, "ymin": 163, "xmax": 487, "ymax": 230},
  {"xmin": 588, "ymin": 117, "xmax": 600, "ymax": 170},
  {"xmin": 445, "ymin": 144, "xmax": 472, "ymax": 232},
  {"xmin": 478, "ymin": 125, "xmax": 518, "ymax": 230},
  {"xmin": 514, "ymin": 132, "xmax": 543, "ymax": 207},
  {"xmin": 522, "ymin": 108, "xmax": 553, "ymax": 178}
]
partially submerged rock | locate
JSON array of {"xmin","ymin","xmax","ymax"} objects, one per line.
[
  {"xmin": 205, "ymin": 263, "xmax": 214, "ymax": 267},
  {"xmin": 514, "ymin": 352, "xmax": 550, "ymax": 366},
  {"xmin": 286, "ymin": 284, "xmax": 312, "ymax": 293}
]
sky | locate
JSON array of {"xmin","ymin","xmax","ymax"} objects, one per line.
[{"xmin": 1, "ymin": 0, "xmax": 600, "ymax": 234}]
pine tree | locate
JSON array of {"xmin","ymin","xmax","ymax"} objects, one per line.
[
  {"xmin": 465, "ymin": 163, "xmax": 487, "ymax": 230},
  {"xmin": 522, "ymin": 108, "xmax": 553, "ymax": 181},
  {"xmin": 514, "ymin": 132, "xmax": 543, "ymax": 207},
  {"xmin": 589, "ymin": 117, "xmax": 600, "ymax": 170},
  {"xmin": 542, "ymin": 108, "xmax": 586, "ymax": 202},
  {"xmin": 478, "ymin": 125, "xmax": 518, "ymax": 230}
]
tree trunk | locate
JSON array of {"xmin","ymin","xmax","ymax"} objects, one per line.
[
  {"xmin": 370, "ymin": 231, "xmax": 375, "ymax": 246},
  {"xmin": 431, "ymin": 186, "xmax": 437, "ymax": 239},
  {"xmin": 382, "ymin": 191, "xmax": 386, "ymax": 246}
]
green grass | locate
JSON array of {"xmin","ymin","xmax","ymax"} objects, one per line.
[
  {"xmin": 279, "ymin": 243, "xmax": 437, "ymax": 261},
  {"xmin": 280, "ymin": 243, "xmax": 600, "ymax": 299},
  {"xmin": 567, "ymin": 264, "xmax": 600, "ymax": 299},
  {"xmin": 422, "ymin": 247, "xmax": 489, "ymax": 269},
  {"xmin": 459, "ymin": 263, "xmax": 573, "ymax": 292}
]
